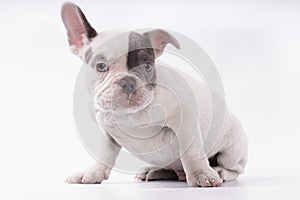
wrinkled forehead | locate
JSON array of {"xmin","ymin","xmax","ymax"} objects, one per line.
[{"xmin": 85, "ymin": 30, "xmax": 130, "ymax": 64}]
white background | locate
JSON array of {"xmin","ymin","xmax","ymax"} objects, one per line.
[{"xmin": 0, "ymin": 0, "xmax": 300, "ymax": 199}]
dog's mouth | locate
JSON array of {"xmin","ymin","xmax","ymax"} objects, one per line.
[
  {"xmin": 128, "ymin": 93, "xmax": 140, "ymax": 106},
  {"xmin": 96, "ymin": 83, "xmax": 154, "ymax": 113}
]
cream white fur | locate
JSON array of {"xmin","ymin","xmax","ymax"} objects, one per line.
[
  {"xmin": 67, "ymin": 58, "xmax": 248, "ymax": 187},
  {"xmin": 62, "ymin": 3, "xmax": 248, "ymax": 187}
]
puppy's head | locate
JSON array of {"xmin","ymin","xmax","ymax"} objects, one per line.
[{"xmin": 61, "ymin": 2, "xmax": 180, "ymax": 113}]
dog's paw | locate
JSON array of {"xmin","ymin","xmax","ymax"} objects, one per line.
[
  {"xmin": 186, "ymin": 168, "xmax": 223, "ymax": 187},
  {"xmin": 66, "ymin": 168, "xmax": 108, "ymax": 184},
  {"xmin": 135, "ymin": 166, "xmax": 178, "ymax": 181},
  {"xmin": 66, "ymin": 172, "xmax": 86, "ymax": 183},
  {"xmin": 213, "ymin": 166, "xmax": 239, "ymax": 181}
]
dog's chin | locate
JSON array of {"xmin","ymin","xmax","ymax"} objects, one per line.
[{"xmin": 97, "ymin": 89, "xmax": 153, "ymax": 114}]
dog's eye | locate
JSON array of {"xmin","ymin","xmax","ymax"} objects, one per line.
[
  {"xmin": 144, "ymin": 63, "xmax": 152, "ymax": 72},
  {"xmin": 96, "ymin": 63, "xmax": 108, "ymax": 72}
]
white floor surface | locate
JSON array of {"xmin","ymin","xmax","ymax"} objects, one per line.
[{"xmin": 2, "ymin": 172, "xmax": 300, "ymax": 200}]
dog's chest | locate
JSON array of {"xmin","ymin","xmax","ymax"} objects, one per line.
[
  {"xmin": 101, "ymin": 110, "xmax": 171, "ymax": 147},
  {"xmin": 100, "ymin": 112, "xmax": 180, "ymax": 165},
  {"xmin": 116, "ymin": 126, "xmax": 179, "ymax": 166}
]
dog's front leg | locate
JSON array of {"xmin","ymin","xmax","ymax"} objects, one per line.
[
  {"xmin": 66, "ymin": 132, "xmax": 121, "ymax": 184},
  {"xmin": 168, "ymin": 116, "xmax": 223, "ymax": 187},
  {"xmin": 179, "ymin": 129, "xmax": 223, "ymax": 187}
]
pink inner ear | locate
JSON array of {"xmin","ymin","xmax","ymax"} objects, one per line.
[
  {"xmin": 149, "ymin": 34, "xmax": 166, "ymax": 57},
  {"xmin": 61, "ymin": 3, "xmax": 88, "ymax": 52},
  {"xmin": 154, "ymin": 42, "xmax": 167, "ymax": 57},
  {"xmin": 145, "ymin": 29, "xmax": 180, "ymax": 58}
]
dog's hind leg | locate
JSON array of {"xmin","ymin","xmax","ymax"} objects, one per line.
[{"xmin": 213, "ymin": 120, "xmax": 248, "ymax": 182}]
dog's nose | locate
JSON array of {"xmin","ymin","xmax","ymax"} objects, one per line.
[{"xmin": 118, "ymin": 77, "xmax": 136, "ymax": 94}]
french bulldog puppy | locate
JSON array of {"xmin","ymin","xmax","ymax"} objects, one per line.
[{"xmin": 61, "ymin": 2, "xmax": 248, "ymax": 187}]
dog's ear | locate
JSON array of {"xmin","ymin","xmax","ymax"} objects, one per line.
[
  {"xmin": 144, "ymin": 29, "xmax": 180, "ymax": 58},
  {"xmin": 61, "ymin": 2, "xmax": 97, "ymax": 57}
]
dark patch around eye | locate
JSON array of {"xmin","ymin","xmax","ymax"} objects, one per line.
[{"xmin": 127, "ymin": 32, "xmax": 155, "ymax": 70}]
